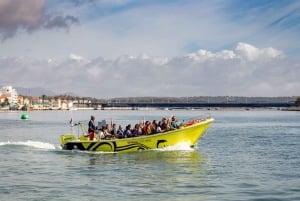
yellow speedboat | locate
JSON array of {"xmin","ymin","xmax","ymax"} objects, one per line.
[{"xmin": 60, "ymin": 116, "xmax": 214, "ymax": 153}]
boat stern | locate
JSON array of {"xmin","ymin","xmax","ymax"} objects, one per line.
[{"xmin": 60, "ymin": 134, "xmax": 76, "ymax": 148}]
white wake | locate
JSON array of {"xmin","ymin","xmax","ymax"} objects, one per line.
[
  {"xmin": 157, "ymin": 142, "xmax": 195, "ymax": 151},
  {"xmin": 0, "ymin": 140, "xmax": 56, "ymax": 150}
]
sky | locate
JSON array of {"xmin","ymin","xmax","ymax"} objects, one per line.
[{"xmin": 0, "ymin": 0, "xmax": 299, "ymax": 98}]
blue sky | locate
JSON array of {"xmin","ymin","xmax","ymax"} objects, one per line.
[
  {"xmin": 0, "ymin": 0, "xmax": 299, "ymax": 97},
  {"xmin": 1, "ymin": 0, "xmax": 300, "ymax": 58}
]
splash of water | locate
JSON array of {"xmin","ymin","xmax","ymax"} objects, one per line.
[
  {"xmin": 157, "ymin": 142, "xmax": 194, "ymax": 151},
  {"xmin": 0, "ymin": 140, "xmax": 56, "ymax": 150},
  {"xmin": 0, "ymin": 141, "xmax": 195, "ymax": 153}
]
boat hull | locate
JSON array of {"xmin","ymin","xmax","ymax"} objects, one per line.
[{"xmin": 60, "ymin": 118, "xmax": 213, "ymax": 153}]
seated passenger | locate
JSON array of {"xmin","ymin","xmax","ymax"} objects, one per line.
[
  {"xmin": 166, "ymin": 119, "xmax": 171, "ymax": 131},
  {"xmin": 103, "ymin": 124, "xmax": 113, "ymax": 139},
  {"xmin": 156, "ymin": 121, "xmax": 162, "ymax": 133},
  {"xmin": 116, "ymin": 125, "xmax": 124, "ymax": 138},
  {"xmin": 131, "ymin": 124, "xmax": 140, "ymax": 137},
  {"xmin": 151, "ymin": 120, "xmax": 158, "ymax": 134},
  {"xmin": 170, "ymin": 115, "xmax": 179, "ymax": 129},
  {"xmin": 146, "ymin": 121, "xmax": 152, "ymax": 135},
  {"xmin": 160, "ymin": 117, "xmax": 167, "ymax": 131},
  {"xmin": 142, "ymin": 121, "xmax": 149, "ymax": 135},
  {"xmin": 123, "ymin": 124, "xmax": 132, "ymax": 138},
  {"xmin": 138, "ymin": 122, "xmax": 143, "ymax": 136},
  {"xmin": 97, "ymin": 126, "xmax": 106, "ymax": 140},
  {"xmin": 110, "ymin": 123, "xmax": 118, "ymax": 137}
]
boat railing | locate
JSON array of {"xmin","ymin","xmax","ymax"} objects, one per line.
[
  {"xmin": 70, "ymin": 121, "xmax": 88, "ymax": 138},
  {"xmin": 183, "ymin": 113, "xmax": 212, "ymax": 126},
  {"xmin": 185, "ymin": 113, "xmax": 212, "ymax": 122},
  {"xmin": 68, "ymin": 114, "xmax": 213, "ymax": 139}
]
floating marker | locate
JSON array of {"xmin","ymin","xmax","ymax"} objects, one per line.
[{"xmin": 21, "ymin": 113, "xmax": 29, "ymax": 120}]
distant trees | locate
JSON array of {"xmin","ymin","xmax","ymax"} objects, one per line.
[
  {"xmin": 296, "ymin": 97, "xmax": 300, "ymax": 107},
  {"xmin": 41, "ymin": 94, "xmax": 46, "ymax": 109},
  {"xmin": 16, "ymin": 94, "xmax": 300, "ymax": 107},
  {"xmin": 0, "ymin": 98, "xmax": 9, "ymax": 107}
]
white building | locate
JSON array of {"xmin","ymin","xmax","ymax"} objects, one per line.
[{"xmin": 0, "ymin": 86, "xmax": 18, "ymax": 105}]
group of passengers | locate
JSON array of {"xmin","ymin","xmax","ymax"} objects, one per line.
[{"xmin": 88, "ymin": 115, "xmax": 180, "ymax": 140}]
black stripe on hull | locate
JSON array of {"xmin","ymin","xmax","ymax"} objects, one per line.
[{"xmin": 64, "ymin": 139, "xmax": 165, "ymax": 152}]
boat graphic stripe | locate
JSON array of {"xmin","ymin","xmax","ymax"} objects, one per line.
[
  {"xmin": 115, "ymin": 143, "xmax": 151, "ymax": 151},
  {"xmin": 86, "ymin": 142, "xmax": 97, "ymax": 150},
  {"xmin": 157, "ymin": 140, "xmax": 167, "ymax": 148},
  {"xmin": 91, "ymin": 142, "xmax": 114, "ymax": 151}
]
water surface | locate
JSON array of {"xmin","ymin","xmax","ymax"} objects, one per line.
[{"xmin": 0, "ymin": 109, "xmax": 299, "ymax": 200}]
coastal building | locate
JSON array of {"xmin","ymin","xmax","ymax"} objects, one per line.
[{"xmin": 0, "ymin": 86, "xmax": 18, "ymax": 106}]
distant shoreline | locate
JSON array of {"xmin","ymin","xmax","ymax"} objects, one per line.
[{"xmin": 1, "ymin": 106, "xmax": 299, "ymax": 111}]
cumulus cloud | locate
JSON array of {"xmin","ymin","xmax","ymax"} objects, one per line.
[
  {"xmin": 0, "ymin": 43, "xmax": 298, "ymax": 97},
  {"xmin": 0, "ymin": 0, "xmax": 79, "ymax": 39},
  {"xmin": 187, "ymin": 43, "xmax": 284, "ymax": 62},
  {"xmin": 235, "ymin": 43, "xmax": 283, "ymax": 61},
  {"xmin": 69, "ymin": 53, "xmax": 85, "ymax": 62}
]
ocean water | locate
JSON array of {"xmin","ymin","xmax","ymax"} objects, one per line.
[{"xmin": 0, "ymin": 109, "xmax": 299, "ymax": 201}]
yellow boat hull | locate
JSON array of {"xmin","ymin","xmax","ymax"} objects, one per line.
[{"xmin": 60, "ymin": 117, "xmax": 214, "ymax": 153}]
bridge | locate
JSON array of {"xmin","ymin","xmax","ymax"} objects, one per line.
[{"xmin": 97, "ymin": 102, "xmax": 296, "ymax": 109}]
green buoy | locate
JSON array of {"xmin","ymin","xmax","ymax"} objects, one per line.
[{"xmin": 21, "ymin": 113, "xmax": 29, "ymax": 120}]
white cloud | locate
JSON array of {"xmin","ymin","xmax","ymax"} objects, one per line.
[
  {"xmin": 0, "ymin": 43, "xmax": 298, "ymax": 97},
  {"xmin": 69, "ymin": 53, "xmax": 85, "ymax": 61},
  {"xmin": 187, "ymin": 49, "xmax": 238, "ymax": 62},
  {"xmin": 235, "ymin": 43, "xmax": 283, "ymax": 61}
]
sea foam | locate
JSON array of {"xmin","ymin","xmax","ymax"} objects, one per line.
[
  {"xmin": 158, "ymin": 142, "xmax": 194, "ymax": 151},
  {"xmin": 0, "ymin": 140, "xmax": 56, "ymax": 150}
]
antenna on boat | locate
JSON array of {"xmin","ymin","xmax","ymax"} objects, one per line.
[
  {"xmin": 79, "ymin": 121, "xmax": 87, "ymax": 136},
  {"xmin": 68, "ymin": 117, "xmax": 75, "ymax": 134},
  {"xmin": 68, "ymin": 106, "xmax": 76, "ymax": 134},
  {"xmin": 110, "ymin": 118, "xmax": 113, "ymax": 129}
]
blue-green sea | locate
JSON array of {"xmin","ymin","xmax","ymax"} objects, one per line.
[{"xmin": 0, "ymin": 109, "xmax": 299, "ymax": 201}]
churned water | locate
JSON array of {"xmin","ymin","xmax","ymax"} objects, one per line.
[{"xmin": 0, "ymin": 109, "xmax": 299, "ymax": 201}]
